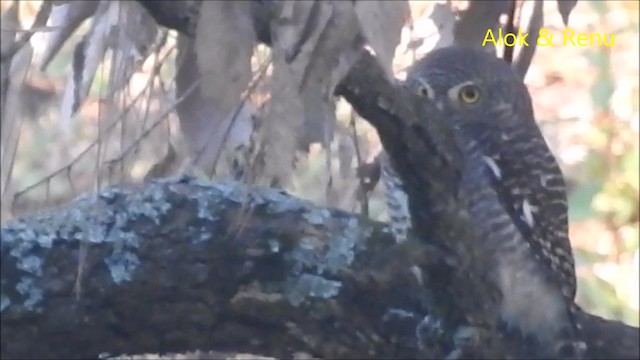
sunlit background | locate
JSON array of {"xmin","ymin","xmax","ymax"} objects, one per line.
[{"xmin": 1, "ymin": 0, "xmax": 638, "ymax": 326}]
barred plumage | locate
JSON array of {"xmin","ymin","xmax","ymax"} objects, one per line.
[{"xmin": 379, "ymin": 46, "xmax": 586, "ymax": 358}]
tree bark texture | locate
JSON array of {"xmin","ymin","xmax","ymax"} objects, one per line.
[
  {"xmin": 2, "ymin": 177, "xmax": 637, "ymax": 359},
  {"xmin": 1, "ymin": 177, "xmax": 432, "ymax": 359}
]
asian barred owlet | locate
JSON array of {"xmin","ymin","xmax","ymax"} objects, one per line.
[{"xmin": 379, "ymin": 46, "xmax": 585, "ymax": 358}]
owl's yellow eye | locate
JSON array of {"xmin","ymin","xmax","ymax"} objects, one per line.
[{"xmin": 458, "ymin": 85, "xmax": 481, "ymax": 104}]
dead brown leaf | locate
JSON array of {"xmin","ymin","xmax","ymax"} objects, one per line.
[
  {"xmin": 39, "ymin": 1, "xmax": 99, "ymax": 71},
  {"xmin": 59, "ymin": 1, "xmax": 111, "ymax": 129}
]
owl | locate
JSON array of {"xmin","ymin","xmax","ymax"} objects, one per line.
[{"xmin": 377, "ymin": 46, "xmax": 585, "ymax": 358}]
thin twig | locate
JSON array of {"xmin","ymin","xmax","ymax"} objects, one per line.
[
  {"xmin": 103, "ymin": 81, "xmax": 199, "ymax": 165},
  {"xmin": 0, "ymin": 24, "xmax": 65, "ymax": 33},
  {"xmin": 11, "ymin": 45, "xmax": 176, "ymax": 209},
  {"xmin": 109, "ymin": 33, "xmax": 171, "ymax": 183}
]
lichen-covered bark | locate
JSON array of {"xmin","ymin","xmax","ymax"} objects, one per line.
[
  {"xmin": 1, "ymin": 176, "xmax": 637, "ymax": 360},
  {"xmin": 3, "ymin": 177, "xmax": 636, "ymax": 360},
  {"xmin": 1, "ymin": 177, "xmax": 432, "ymax": 359}
]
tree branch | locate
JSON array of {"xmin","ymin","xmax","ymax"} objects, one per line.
[{"xmin": 1, "ymin": 177, "xmax": 430, "ymax": 359}]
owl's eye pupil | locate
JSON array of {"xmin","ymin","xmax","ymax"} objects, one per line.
[{"xmin": 459, "ymin": 85, "xmax": 481, "ymax": 104}]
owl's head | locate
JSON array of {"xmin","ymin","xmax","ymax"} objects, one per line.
[{"xmin": 405, "ymin": 47, "xmax": 534, "ymax": 127}]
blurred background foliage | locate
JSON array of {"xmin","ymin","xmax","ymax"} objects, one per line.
[{"xmin": 1, "ymin": 0, "xmax": 638, "ymax": 326}]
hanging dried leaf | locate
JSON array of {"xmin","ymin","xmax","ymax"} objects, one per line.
[
  {"xmin": 454, "ymin": 0, "xmax": 511, "ymax": 51},
  {"xmin": 513, "ymin": 0, "xmax": 544, "ymax": 80},
  {"xmin": 297, "ymin": 0, "xmax": 361, "ymax": 145},
  {"xmin": 0, "ymin": 44, "xmax": 32, "ymax": 200},
  {"xmin": 298, "ymin": 1, "xmax": 362, "ymax": 92},
  {"xmin": 39, "ymin": 1, "xmax": 99, "ymax": 71},
  {"xmin": 195, "ymin": 1, "xmax": 255, "ymax": 118},
  {"xmin": 59, "ymin": 1, "xmax": 158, "ymax": 133},
  {"xmin": 256, "ymin": 1, "xmax": 363, "ymax": 186},
  {"xmin": 252, "ymin": 1, "xmax": 327, "ymax": 185},
  {"xmin": 302, "ymin": 0, "xmax": 362, "ymax": 149},
  {"xmin": 557, "ymin": 0, "xmax": 578, "ymax": 27},
  {"xmin": 2, "ymin": 0, "xmax": 75, "ymax": 213},
  {"xmin": 354, "ymin": 0, "xmax": 409, "ymax": 80},
  {"xmin": 106, "ymin": 1, "xmax": 158, "ymax": 95},
  {"xmin": 1, "ymin": 1, "xmax": 19, "ymax": 113},
  {"xmin": 59, "ymin": 1, "xmax": 113, "ymax": 131}
]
